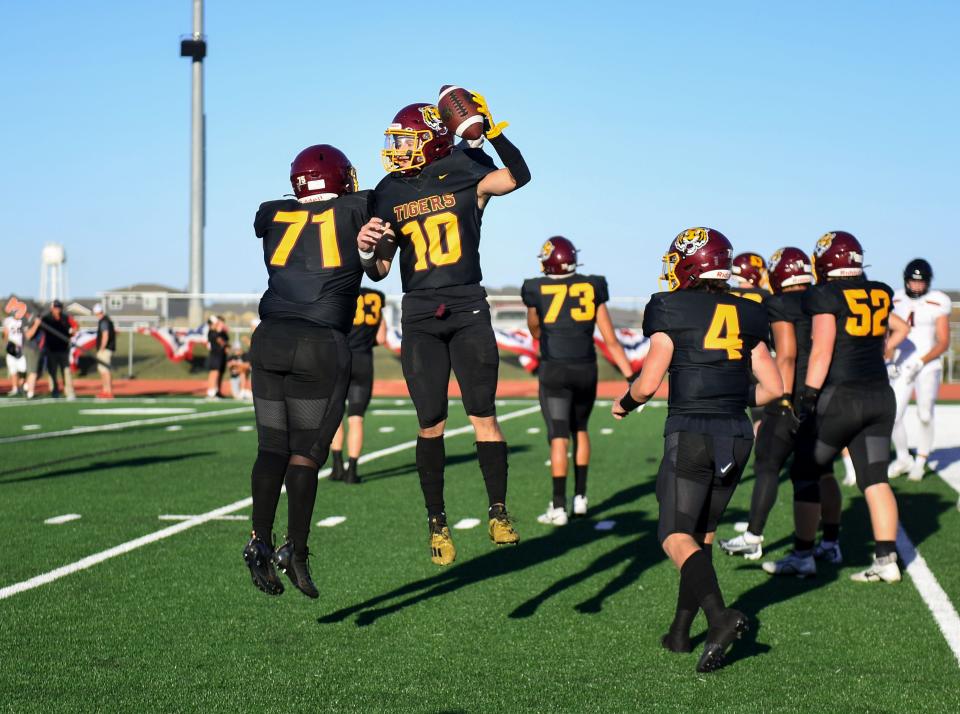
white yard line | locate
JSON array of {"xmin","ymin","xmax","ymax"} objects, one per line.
[
  {"xmin": 0, "ymin": 404, "xmax": 540, "ymax": 601},
  {"xmin": 897, "ymin": 524, "xmax": 960, "ymax": 666},
  {"xmin": 0, "ymin": 406, "xmax": 253, "ymax": 444},
  {"xmin": 44, "ymin": 514, "xmax": 81, "ymax": 525}
]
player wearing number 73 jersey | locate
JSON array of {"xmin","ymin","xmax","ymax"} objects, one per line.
[
  {"xmin": 242, "ymin": 144, "xmax": 371, "ymax": 600},
  {"xmin": 358, "ymin": 98, "xmax": 531, "ymax": 566}
]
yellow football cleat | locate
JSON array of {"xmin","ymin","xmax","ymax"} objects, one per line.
[
  {"xmin": 428, "ymin": 515, "xmax": 456, "ymax": 566},
  {"xmin": 488, "ymin": 504, "xmax": 520, "ymax": 545}
]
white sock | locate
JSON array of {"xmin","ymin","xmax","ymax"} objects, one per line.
[
  {"xmin": 892, "ymin": 420, "xmax": 910, "ymax": 462},
  {"xmin": 915, "ymin": 454, "xmax": 928, "ymax": 468},
  {"xmin": 842, "ymin": 453, "xmax": 855, "ymax": 478}
]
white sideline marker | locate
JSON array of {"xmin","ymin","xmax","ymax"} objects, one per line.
[
  {"xmin": 594, "ymin": 520, "xmax": 616, "ymax": 531},
  {"xmin": 453, "ymin": 518, "xmax": 481, "ymax": 530},
  {"xmin": 526, "ymin": 427, "xmax": 540, "ymax": 434},
  {"xmin": 897, "ymin": 524, "xmax": 960, "ymax": 666},
  {"xmin": 165, "ymin": 425, "xmax": 183, "ymax": 432},
  {"xmin": 378, "ymin": 426, "xmax": 395, "ymax": 433},
  {"xmin": 371, "ymin": 409, "xmax": 418, "ymax": 416},
  {"xmin": 601, "ymin": 428, "xmax": 614, "ymax": 435},
  {"xmin": 22, "ymin": 424, "xmax": 41, "ymax": 431},
  {"xmin": 237, "ymin": 425, "xmax": 254, "ymax": 432},
  {"xmin": 44, "ymin": 514, "xmax": 81, "ymax": 525},
  {"xmin": 0, "ymin": 404, "xmax": 540, "ymax": 601},
  {"xmin": 158, "ymin": 514, "xmax": 247, "ymax": 522},
  {"xmin": 316, "ymin": 516, "xmax": 347, "ymax": 528},
  {"xmin": 78, "ymin": 408, "xmax": 196, "ymax": 416}
]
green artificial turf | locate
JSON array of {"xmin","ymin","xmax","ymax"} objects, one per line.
[{"xmin": 1, "ymin": 398, "xmax": 958, "ymax": 713}]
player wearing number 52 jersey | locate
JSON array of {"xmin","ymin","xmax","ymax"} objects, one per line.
[
  {"xmin": 242, "ymin": 144, "xmax": 370, "ymax": 600},
  {"xmin": 330, "ymin": 287, "xmax": 387, "ymax": 485},
  {"xmin": 613, "ymin": 228, "xmax": 783, "ymax": 673},
  {"xmin": 357, "ymin": 97, "xmax": 531, "ymax": 566},
  {"xmin": 521, "ymin": 236, "xmax": 633, "ymax": 526},
  {"xmin": 764, "ymin": 231, "xmax": 909, "ymax": 584}
]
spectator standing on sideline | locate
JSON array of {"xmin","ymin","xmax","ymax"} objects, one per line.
[
  {"xmin": 206, "ymin": 315, "xmax": 230, "ymax": 398},
  {"xmin": 94, "ymin": 303, "xmax": 116, "ymax": 399},
  {"xmin": 41, "ymin": 300, "xmax": 76, "ymax": 399},
  {"xmin": 20, "ymin": 311, "xmax": 42, "ymax": 399},
  {"xmin": 3, "ymin": 313, "xmax": 27, "ymax": 396}
]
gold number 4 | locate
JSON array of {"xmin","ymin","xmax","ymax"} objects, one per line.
[
  {"xmin": 540, "ymin": 283, "xmax": 596, "ymax": 323},
  {"xmin": 269, "ymin": 209, "xmax": 342, "ymax": 268},
  {"xmin": 704, "ymin": 304, "xmax": 743, "ymax": 359},
  {"xmin": 842, "ymin": 289, "xmax": 890, "ymax": 336}
]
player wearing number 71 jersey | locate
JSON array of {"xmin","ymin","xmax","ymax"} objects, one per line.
[{"xmin": 356, "ymin": 97, "xmax": 531, "ymax": 566}]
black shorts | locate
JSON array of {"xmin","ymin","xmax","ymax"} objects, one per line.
[
  {"xmin": 656, "ymin": 423, "xmax": 754, "ymax": 543},
  {"xmin": 537, "ymin": 361, "xmax": 597, "ymax": 441},
  {"xmin": 249, "ymin": 318, "xmax": 350, "ymax": 462},
  {"xmin": 794, "ymin": 382, "xmax": 895, "ymax": 490},
  {"xmin": 207, "ymin": 352, "xmax": 227, "ymax": 372},
  {"xmin": 400, "ymin": 309, "xmax": 499, "ymax": 429},
  {"xmin": 346, "ymin": 350, "xmax": 374, "ymax": 418}
]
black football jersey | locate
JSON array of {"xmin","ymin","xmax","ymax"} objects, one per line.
[
  {"xmin": 347, "ymin": 287, "xmax": 385, "ymax": 352},
  {"xmin": 765, "ymin": 290, "xmax": 812, "ymax": 398},
  {"xmin": 729, "ymin": 285, "xmax": 770, "ymax": 306},
  {"xmin": 802, "ymin": 278, "xmax": 893, "ymax": 386},
  {"xmin": 254, "ymin": 192, "xmax": 371, "ymax": 333},
  {"xmin": 373, "ymin": 147, "xmax": 497, "ymax": 320},
  {"xmin": 521, "ymin": 273, "xmax": 609, "ymax": 363},
  {"xmin": 643, "ymin": 290, "xmax": 768, "ymax": 416}
]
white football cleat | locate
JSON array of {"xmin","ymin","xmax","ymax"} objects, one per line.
[
  {"xmin": 887, "ymin": 458, "xmax": 912, "ymax": 479},
  {"xmin": 813, "ymin": 540, "xmax": 843, "ymax": 564},
  {"xmin": 719, "ymin": 532, "xmax": 764, "ymax": 560},
  {"xmin": 850, "ymin": 553, "xmax": 901, "ymax": 583},
  {"xmin": 537, "ymin": 503, "xmax": 568, "ymax": 526},
  {"xmin": 762, "ymin": 551, "xmax": 816, "ymax": 578},
  {"xmin": 907, "ymin": 460, "xmax": 926, "ymax": 482},
  {"xmin": 572, "ymin": 495, "xmax": 588, "ymax": 516},
  {"xmin": 733, "ymin": 521, "xmax": 749, "ymax": 533}
]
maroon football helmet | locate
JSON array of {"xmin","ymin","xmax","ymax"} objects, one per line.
[
  {"xmin": 767, "ymin": 247, "xmax": 814, "ymax": 294},
  {"xmin": 539, "ymin": 237, "xmax": 579, "ymax": 276},
  {"xmin": 290, "ymin": 145, "xmax": 358, "ymax": 199},
  {"xmin": 812, "ymin": 231, "xmax": 864, "ymax": 281},
  {"xmin": 731, "ymin": 252, "xmax": 768, "ymax": 288},
  {"xmin": 660, "ymin": 228, "xmax": 733, "ymax": 291},
  {"xmin": 381, "ymin": 103, "xmax": 454, "ymax": 174}
]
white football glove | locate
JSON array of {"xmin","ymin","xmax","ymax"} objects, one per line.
[
  {"xmin": 886, "ymin": 362, "xmax": 900, "ymax": 380},
  {"xmin": 901, "ymin": 356, "xmax": 925, "ymax": 383}
]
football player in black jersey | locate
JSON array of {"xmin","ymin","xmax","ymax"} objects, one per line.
[
  {"xmin": 613, "ymin": 228, "xmax": 783, "ymax": 673},
  {"xmin": 241, "ymin": 145, "xmax": 370, "ymax": 598},
  {"xmin": 521, "ymin": 236, "xmax": 633, "ymax": 525},
  {"xmin": 720, "ymin": 248, "xmax": 843, "ymax": 564},
  {"xmin": 763, "ymin": 232, "xmax": 910, "ymax": 583},
  {"xmin": 329, "ymin": 286, "xmax": 387, "ymax": 484},
  {"xmin": 356, "ymin": 95, "xmax": 530, "ymax": 565},
  {"xmin": 729, "ymin": 251, "xmax": 770, "ymax": 303}
]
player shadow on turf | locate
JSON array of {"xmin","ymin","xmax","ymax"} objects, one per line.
[
  {"xmin": 0, "ymin": 452, "xmax": 216, "ymax": 485},
  {"xmin": 317, "ymin": 480, "xmax": 658, "ymax": 627},
  {"xmin": 929, "ymin": 446, "xmax": 960, "ymax": 473},
  {"xmin": 357, "ymin": 445, "xmax": 533, "ymax": 482}
]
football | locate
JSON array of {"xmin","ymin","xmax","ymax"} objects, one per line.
[{"xmin": 437, "ymin": 85, "xmax": 484, "ymax": 140}]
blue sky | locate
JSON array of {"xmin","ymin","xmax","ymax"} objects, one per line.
[{"xmin": 1, "ymin": 1, "xmax": 957, "ymax": 302}]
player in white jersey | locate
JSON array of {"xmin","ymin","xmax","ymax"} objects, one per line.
[
  {"xmin": 2, "ymin": 315, "xmax": 27, "ymax": 396},
  {"xmin": 887, "ymin": 259, "xmax": 951, "ymax": 481}
]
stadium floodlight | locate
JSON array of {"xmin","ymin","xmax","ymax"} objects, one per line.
[{"xmin": 180, "ymin": 0, "xmax": 206, "ymax": 325}]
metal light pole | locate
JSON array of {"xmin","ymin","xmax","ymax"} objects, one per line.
[{"xmin": 181, "ymin": 0, "xmax": 206, "ymax": 326}]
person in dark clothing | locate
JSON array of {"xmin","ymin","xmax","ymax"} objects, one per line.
[
  {"xmin": 41, "ymin": 300, "xmax": 76, "ymax": 399},
  {"xmin": 93, "ymin": 303, "xmax": 116, "ymax": 399},
  {"xmin": 206, "ymin": 315, "xmax": 230, "ymax": 399}
]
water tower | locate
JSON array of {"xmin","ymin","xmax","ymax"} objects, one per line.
[{"xmin": 40, "ymin": 242, "xmax": 68, "ymax": 303}]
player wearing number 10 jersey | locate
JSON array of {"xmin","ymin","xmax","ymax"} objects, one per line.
[
  {"xmin": 357, "ymin": 97, "xmax": 531, "ymax": 565},
  {"xmin": 242, "ymin": 144, "xmax": 370, "ymax": 599},
  {"xmin": 521, "ymin": 236, "xmax": 633, "ymax": 526},
  {"xmin": 764, "ymin": 231, "xmax": 910, "ymax": 583}
]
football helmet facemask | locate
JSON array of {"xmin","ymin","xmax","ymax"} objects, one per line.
[
  {"xmin": 381, "ymin": 103, "xmax": 454, "ymax": 175},
  {"xmin": 767, "ymin": 247, "xmax": 814, "ymax": 294},
  {"xmin": 903, "ymin": 258, "xmax": 933, "ymax": 297},
  {"xmin": 539, "ymin": 236, "xmax": 579, "ymax": 276},
  {"xmin": 660, "ymin": 227, "xmax": 733, "ymax": 291},
  {"xmin": 290, "ymin": 144, "xmax": 358, "ymax": 200},
  {"xmin": 812, "ymin": 231, "xmax": 864, "ymax": 281}
]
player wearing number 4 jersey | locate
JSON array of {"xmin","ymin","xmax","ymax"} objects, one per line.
[
  {"xmin": 764, "ymin": 231, "xmax": 909, "ymax": 583},
  {"xmin": 242, "ymin": 144, "xmax": 370, "ymax": 599},
  {"xmin": 330, "ymin": 286, "xmax": 387, "ymax": 484},
  {"xmin": 614, "ymin": 228, "xmax": 783, "ymax": 673},
  {"xmin": 522, "ymin": 236, "xmax": 633, "ymax": 525},
  {"xmin": 357, "ymin": 96, "xmax": 530, "ymax": 565}
]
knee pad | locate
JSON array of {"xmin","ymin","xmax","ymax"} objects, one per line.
[
  {"xmin": 856, "ymin": 465, "xmax": 888, "ymax": 491},
  {"xmin": 252, "ymin": 449, "xmax": 289, "ymax": 477},
  {"xmin": 791, "ymin": 479, "xmax": 820, "ymax": 504}
]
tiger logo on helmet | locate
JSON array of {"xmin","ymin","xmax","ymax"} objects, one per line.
[
  {"xmin": 814, "ymin": 232, "xmax": 836, "ymax": 258},
  {"xmin": 419, "ymin": 105, "xmax": 447, "ymax": 135},
  {"xmin": 674, "ymin": 228, "xmax": 711, "ymax": 257}
]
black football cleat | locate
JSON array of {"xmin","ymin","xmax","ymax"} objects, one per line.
[
  {"xmin": 696, "ymin": 609, "xmax": 749, "ymax": 673},
  {"xmin": 660, "ymin": 629, "xmax": 693, "ymax": 654},
  {"xmin": 342, "ymin": 465, "xmax": 362, "ymax": 485},
  {"xmin": 330, "ymin": 460, "xmax": 344, "ymax": 482},
  {"xmin": 272, "ymin": 540, "xmax": 319, "ymax": 599},
  {"xmin": 242, "ymin": 533, "xmax": 284, "ymax": 596}
]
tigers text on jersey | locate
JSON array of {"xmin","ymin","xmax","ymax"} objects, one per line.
[
  {"xmin": 521, "ymin": 274, "xmax": 609, "ymax": 363},
  {"xmin": 891, "ymin": 288, "xmax": 950, "ymax": 367},
  {"xmin": 373, "ymin": 147, "xmax": 497, "ymax": 321},
  {"xmin": 802, "ymin": 278, "xmax": 893, "ymax": 386},
  {"xmin": 347, "ymin": 287, "xmax": 385, "ymax": 352},
  {"xmin": 642, "ymin": 289, "xmax": 768, "ymax": 417},
  {"xmin": 765, "ymin": 290, "xmax": 812, "ymax": 398},
  {"xmin": 254, "ymin": 192, "xmax": 371, "ymax": 333}
]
